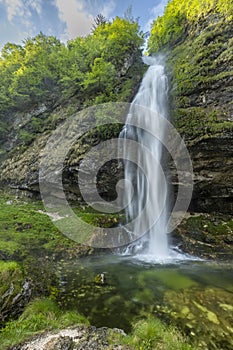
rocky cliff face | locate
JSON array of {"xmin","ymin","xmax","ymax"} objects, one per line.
[
  {"xmin": 189, "ymin": 135, "xmax": 233, "ymax": 213},
  {"xmin": 1, "ymin": 10, "xmax": 232, "ymax": 218},
  {"xmin": 166, "ymin": 12, "xmax": 233, "ymax": 214},
  {"xmin": 0, "ymin": 100, "xmax": 126, "ymax": 203}
]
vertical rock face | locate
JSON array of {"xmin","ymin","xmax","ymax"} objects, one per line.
[
  {"xmin": 160, "ymin": 11, "xmax": 233, "ymax": 214},
  {"xmin": 0, "ymin": 102, "xmax": 125, "ymax": 202},
  {"xmin": 190, "ymin": 135, "xmax": 233, "ymax": 213}
]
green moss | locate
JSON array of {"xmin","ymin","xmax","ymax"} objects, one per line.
[
  {"xmin": 18, "ymin": 130, "xmax": 35, "ymax": 145},
  {"xmin": 0, "ymin": 261, "xmax": 24, "ymax": 296},
  {"xmin": 77, "ymin": 212, "xmax": 123, "ymax": 228},
  {"xmin": 183, "ymin": 214, "xmax": 233, "ymax": 237},
  {"xmin": 156, "ymin": 13, "xmax": 233, "ymax": 143},
  {"xmin": 0, "ymin": 189, "xmax": 91, "ymax": 260},
  {"xmin": 149, "ymin": 0, "xmax": 233, "ymax": 143},
  {"xmin": 173, "ymin": 107, "xmax": 233, "ymax": 142}
]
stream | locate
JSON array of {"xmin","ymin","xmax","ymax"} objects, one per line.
[{"xmin": 56, "ymin": 254, "xmax": 233, "ymax": 349}]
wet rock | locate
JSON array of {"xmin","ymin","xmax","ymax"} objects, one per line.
[
  {"xmin": 95, "ymin": 273, "xmax": 106, "ymax": 285},
  {"xmin": 0, "ymin": 280, "xmax": 32, "ymax": 325},
  {"xmin": 0, "ymin": 262, "xmax": 33, "ymax": 326},
  {"xmin": 173, "ymin": 213, "xmax": 233, "ymax": 260}
]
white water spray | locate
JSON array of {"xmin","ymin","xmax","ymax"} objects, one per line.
[{"xmin": 120, "ymin": 57, "xmax": 170, "ymax": 258}]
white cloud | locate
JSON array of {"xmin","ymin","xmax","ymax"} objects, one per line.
[
  {"xmin": 144, "ymin": 0, "xmax": 167, "ymax": 32},
  {"xmin": 54, "ymin": 0, "xmax": 116, "ymax": 40},
  {"xmin": 0, "ymin": 0, "xmax": 25, "ymax": 21},
  {"xmin": 82, "ymin": 0, "xmax": 116, "ymax": 18},
  {"xmin": 101, "ymin": 0, "xmax": 116, "ymax": 18},
  {"xmin": 0, "ymin": 0, "xmax": 41, "ymax": 24},
  {"xmin": 0, "ymin": 0, "xmax": 41, "ymax": 46},
  {"xmin": 54, "ymin": 0, "xmax": 94, "ymax": 39},
  {"xmin": 27, "ymin": 0, "xmax": 43, "ymax": 15},
  {"xmin": 151, "ymin": 0, "xmax": 167, "ymax": 18}
]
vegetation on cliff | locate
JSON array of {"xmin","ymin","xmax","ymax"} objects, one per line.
[
  {"xmin": 0, "ymin": 16, "xmax": 144, "ymax": 153},
  {"xmin": 148, "ymin": 0, "xmax": 233, "ymax": 53},
  {"xmin": 148, "ymin": 0, "xmax": 233, "ymax": 215},
  {"xmin": 148, "ymin": 0, "xmax": 233, "ymax": 143}
]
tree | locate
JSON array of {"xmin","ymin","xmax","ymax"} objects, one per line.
[
  {"xmin": 91, "ymin": 14, "xmax": 107, "ymax": 32},
  {"xmin": 83, "ymin": 57, "xmax": 115, "ymax": 95}
]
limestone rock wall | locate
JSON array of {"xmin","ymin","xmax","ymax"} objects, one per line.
[{"xmin": 166, "ymin": 13, "xmax": 233, "ymax": 214}]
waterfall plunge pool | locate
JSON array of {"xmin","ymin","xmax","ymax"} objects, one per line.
[{"xmin": 56, "ymin": 254, "xmax": 233, "ymax": 349}]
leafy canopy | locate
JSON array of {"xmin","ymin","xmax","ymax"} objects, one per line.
[
  {"xmin": 0, "ymin": 17, "xmax": 144, "ymax": 113},
  {"xmin": 0, "ymin": 17, "xmax": 144, "ymax": 148}
]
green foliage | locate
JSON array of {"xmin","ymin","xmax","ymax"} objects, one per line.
[
  {"xmin": 148, "ymin": 0, "xmax": 233, "ymax": 53},
  {"xmin": 147, "ymin": 1, "xmax": 233, "ymax": 143},
  {"xmin": 0, "ymin": 298, "xmax": 89, "ymax": 349},
  {"xmin": 0, "ymin": 20, "xmax": 143, "ymax": 108},
  {"xmin": 0, "ymin": 18, "xmax": 144, "ymax": 150},
  {"xmin": 83, "ymin": 57, "xmax": 116, "ymax": 100}
]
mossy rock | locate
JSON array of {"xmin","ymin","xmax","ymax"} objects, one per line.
[
  {"xmin": 173, "ymin": 213, "xmax": 233, "ymax": 260},
  {"xmin": 0, "ymin": 261, "xmax": 31, "ymax": 325}
]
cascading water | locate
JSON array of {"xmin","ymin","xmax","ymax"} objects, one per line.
[{"xmin": 120, "ymin": 56, "xmax": 170, "ymax": 259}]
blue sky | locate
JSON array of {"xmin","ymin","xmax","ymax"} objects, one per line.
[{"xmin": 0, "ymin": 0, "xmax": 168, "ymax": 47}]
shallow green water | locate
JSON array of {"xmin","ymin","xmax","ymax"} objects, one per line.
[{"xmin": 57, "ymin": 255, "xmax": 233, "ymax": 349}]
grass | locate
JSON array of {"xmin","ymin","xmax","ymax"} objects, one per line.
[
  {"xmin": 112, "ymin": 317, "xmax": 195, "ymax": 350},
  {"xmin": 0, "ymin": 260, "xmax": 24, "ymax": 296},
  {"xmin": 0, "ymin": 298, "xmax": 89, "ymax": 350},
  {"xmin": 0, "ymin": 189, "xmax": 123, "ymax": 260},
  {"xmin": 0, "ymin": 190, "xmax": 94, "ymax": 261},
  {"xmin": 0, "ymin": 301, "xmax": 196, "ymax": 350}
]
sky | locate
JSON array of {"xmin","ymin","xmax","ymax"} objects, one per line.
[{"xmin": 0, "ymin": 0, "xmax": 168, "ymax": 48}]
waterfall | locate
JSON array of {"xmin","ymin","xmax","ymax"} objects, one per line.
[{"xmin": 120, "ymin": 56, "xmax": 170, "ymax": 258}]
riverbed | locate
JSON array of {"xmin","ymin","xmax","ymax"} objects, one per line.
[{"xmin": 57, "ymin": 254, "xmax": 233, "ymax": 349}]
